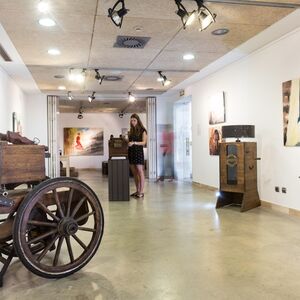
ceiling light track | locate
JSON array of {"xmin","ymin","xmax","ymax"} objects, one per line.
[{"xmin": 204, "ymin": 0, "xmax": 300, "ymax": 8}]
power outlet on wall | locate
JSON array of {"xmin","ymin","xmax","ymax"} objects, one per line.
[
  {"xmin": 275, "ymin": 186, "xmax": 280, "ymax": 192},
  {"xmin": 282, "ymin": 187, "xmax": 287, "ymax": 193}
]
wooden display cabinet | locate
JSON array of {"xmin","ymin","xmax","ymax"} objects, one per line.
[{"xmin": 216, "ymin": 142, "xmax": 261, "ymax": 212}]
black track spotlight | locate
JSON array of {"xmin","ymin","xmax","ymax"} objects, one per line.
[
  {"xmin": 108, "ymin": 0, "xmax": 129, "ymax": 28},
  {"xmin": 174, "ymin": 0, "xmax": 216, "ymax": 31},
  {"xmin": 175, "ymin": 0, "xmax": 197, "ymax": 29},
  {"xmin": 197, "ymin": 1, "xmax": 216, "ymax": 31},
  {"xmin": 157, "ymin": 71, "xmax": 171, "ymax": 87},
  {"xmin": 67, "ymin": 91, "xmax": 74, "ymax": 101},
  {"xmin": 88, "ymin": 91, "xmax": 96, "ymax": 103},
  {"xmin": 95, "ymin": 69, "xmax": 105, "ymax": 85},
  {"xmin": 128, "ymin": 92, "xmax": 135, "ymax": 102},
  {"xmin": 78, "ymin": 106, "xmax": 84, "ymax": 119}
]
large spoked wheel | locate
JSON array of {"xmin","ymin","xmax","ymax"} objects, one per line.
[{"xmin": 13, "ymin": 177, "xmax": 104, "ymax": 279}]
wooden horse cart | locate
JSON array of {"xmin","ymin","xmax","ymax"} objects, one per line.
[{"xmin": 0, "ymin": 141, "xmax": 104, "ymax": 287}]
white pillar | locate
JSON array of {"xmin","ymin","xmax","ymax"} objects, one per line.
[{"xmin": 147, "ymin": 97, "xmax": 157, "ymax": 180}]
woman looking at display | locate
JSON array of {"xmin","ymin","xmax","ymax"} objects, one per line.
[{"xmin": 128, "ymin": 113, "xmax": 147, "ymax": 198}]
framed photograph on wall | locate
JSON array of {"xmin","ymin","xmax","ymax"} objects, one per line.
[
  {"xmin": 209, "ymin": 126, "xmax": 222, "ymax": 156},
  {"xmin": 209, "ymin": 92, "xmax": 225, "ymax": 125},
  {"xmin": 283, "ymin": 79, "xmax": 300, "ymax": 146},
  {"xmin": 64, "ymin": 128, "xmax": 104, "ymax": 156}
]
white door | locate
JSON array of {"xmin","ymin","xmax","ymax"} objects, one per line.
[{"xmin": 174, "ymin": 97, "xmax": 192, "ymax": 181}]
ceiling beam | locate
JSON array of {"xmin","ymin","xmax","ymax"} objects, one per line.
[{"xmin": 205, "ymin": 0, "xmax": 300, "ymax": 8}]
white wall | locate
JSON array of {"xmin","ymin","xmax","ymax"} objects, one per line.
[
  {"xmin": 23, "ymin": 93, "xmax": 48, "ymax": 145},
  {"xmin": 189, "ymin": 27, "xmax": 300, "ymax": 210},
  {"xmin": 0, "ymin": 66, "xmax": 26, "ymax": 133},
  {"xmin": 58, "ymin": 113, "xmax": 146, "ymax": 169}
]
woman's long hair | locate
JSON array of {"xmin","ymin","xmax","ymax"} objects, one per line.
[{"xmin": 129, "ymin": 113, "xmax": 147, "ymax": 138}]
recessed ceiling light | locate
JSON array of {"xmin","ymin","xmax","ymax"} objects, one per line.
[
  {"xmin": 48, "ymin": 48, "xmax": 60, "ymax": 55},
  {"xmin": 38, "ymin": 1, "xmax": 49, "ymax": 13},
  {"xmin": 134, "ymin": 25, "xmax": 143, "ymax": 32},
  {"xmin": 183, "ymin": 53, "xmax": 195, "ymax": 60},
  {"xmin": 58, "ymin": 86, "xmax": 66, "ymax": 90},
  {"xmin": 104, "ymin": 75, "xmax": 122, "ymax": 81},
  {"xmin": 212, "ymin": 28, "xmax": 229, "ymax": 36},
  {"xmin": 39, "ymin": 18, "xmax": 56, "ymax": 27}
]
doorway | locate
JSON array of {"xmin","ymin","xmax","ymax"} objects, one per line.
[{"xmin": 174, "ymin": 96, "xmax": 192, "ymax": 181}]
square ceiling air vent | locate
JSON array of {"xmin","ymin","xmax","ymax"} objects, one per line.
[
  {"xmin": 0, "ymin": 44, "xmax": 12, "ymax": 62},
  {"xmin": 114, "ymin": 36, "xmax": 151, "ymax": 49}
]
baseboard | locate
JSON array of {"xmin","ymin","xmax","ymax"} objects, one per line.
[
  {"xmin": 192, "ymin": 183, "xmax": 300, "ymax": 217},
  {"xmin": 261, "ymin": 200, "xmax": 300, "ymax": 216},
  {"xmin": 192, "ymin": 182, "xmax": 217, "ymax": 192}
]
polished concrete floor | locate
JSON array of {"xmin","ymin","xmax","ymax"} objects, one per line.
[{"xmin": 2, "ymin": 169, "xmax": 300, "ymax": 299}]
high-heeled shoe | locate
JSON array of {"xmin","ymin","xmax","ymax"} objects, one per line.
[{"xmin": 130, "ymin": 192, "xmax": 138, "ymax": 197}]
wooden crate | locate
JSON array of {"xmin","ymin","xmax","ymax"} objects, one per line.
[{"xmin": 0, "ymin": 143, "xmax": 46, "ymax": 184}]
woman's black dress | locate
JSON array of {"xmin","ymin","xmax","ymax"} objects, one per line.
[{"xmin": 128, "ymin": 129, "xmax": 145, "ymax": 165}]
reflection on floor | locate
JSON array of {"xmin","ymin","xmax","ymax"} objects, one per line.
[{"xmin": 1, "ymin": 169, "xmax": 300, "ymax": 299}]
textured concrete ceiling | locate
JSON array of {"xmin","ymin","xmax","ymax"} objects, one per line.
[{"xmin": 0, "ymin": 0, "xmax": 297, "ymax": 106}]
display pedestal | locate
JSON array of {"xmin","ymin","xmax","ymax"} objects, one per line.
[
  {"xmin": 216, "ymin": 142, "xmax": 261, "ymax": 212},
  {"xmin": 108, "ymin": 159, "xmax": 129, "ymax": 201}
]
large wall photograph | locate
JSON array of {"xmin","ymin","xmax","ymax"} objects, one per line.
[
  {"xmin": 209, "ymin": 92, "xmax": 225, "ymax": 125},
  {"xmin": 283, "ymin": 79, "xmax": 300, "ymax": 146},
  {"xmin": 64, "ymin": 128, "xmax": 104, "ymax": 156}
]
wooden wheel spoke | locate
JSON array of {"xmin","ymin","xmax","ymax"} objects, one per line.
[
  {"xmin": 53, "ymin": 189, "xmax": 64, "ymax": 218},
  {"xmin": 65, "ymin": 236, "xmax": 75, "ymax": 263},
  {"xmin": 36, "ymin": 234, "xmax": 59, "ymax": 262},
  {"xmin": 78, "ymin": 227, "xmax": 96, "ymax": 233},
  {"xmin": 66, "ymin": 188, "xmax": 74, "ymax": 217},
  {"xmin": 70, "ymin": 197, "xmax": 87, "ymax": 218},
  {"xmin": 75, "ymin": 211, "xmax": 95, "ymax": 223},
  {"xmin": 53, "ymin": 236, "xmax": 64, "ymax": 266},
  {"xmin": 37, "ymin": 202, "xmax": 60, "ymax": 222},
  {"xmin": 27, "ymin": 220, "xmax": 57, "ymax": 228},
  {"xmin": 72, "ymin": 234, "xmax": 87, "ymax": 250},
  {"xmin": 27, "ymin": 229, "xmax": 58, "ymax": 245}
]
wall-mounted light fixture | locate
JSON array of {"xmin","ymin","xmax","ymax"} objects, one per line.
[
  {"xmin": 108, "ymin": 0, "xmax": 129, "ymax": 28},
  {"xmin": 88, "ymin": 91, "xmax": 96, "ymax": 103},
  {"xmin": 95, "ymin": 69, "xmax": 105, "ymax": 85},
  {"xmin": 157, "ymin": 71, "xmax": 171, "ymax": 87}
]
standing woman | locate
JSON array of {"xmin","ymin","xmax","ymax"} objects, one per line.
[{"xmin": 128, "ymin": 113, "xmax": 147, "ymax": 198}]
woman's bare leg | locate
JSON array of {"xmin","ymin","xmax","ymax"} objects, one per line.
[
  {"xmin": 136, "ymin": 164, "xmax": 145, "ymax": 195},
  {"xmin": 130, "ymin": 164, "xmax": 139, "ymax": 193}
]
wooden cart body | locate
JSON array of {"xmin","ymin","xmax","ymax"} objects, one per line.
[{"xmin": 0, "ymin": 143, "xmax": 104, "ymax": 287}]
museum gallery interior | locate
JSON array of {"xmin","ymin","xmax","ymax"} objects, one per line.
[{"xmin": 1, "ymin": 0, "xmax": 300, "ymax": 299}]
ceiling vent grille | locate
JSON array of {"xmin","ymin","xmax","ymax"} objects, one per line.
[
  {"xmin": 114, "ymin": 36, "xmax": 151, "ymax": 49},
  {"xmin": 0, "ymin": 44, "xmax": 12, "ymax": 62}
]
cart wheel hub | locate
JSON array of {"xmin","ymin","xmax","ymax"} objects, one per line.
[{"xmin": 58, "ymin": 218, "xmax": 78, "ymax": 236}]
